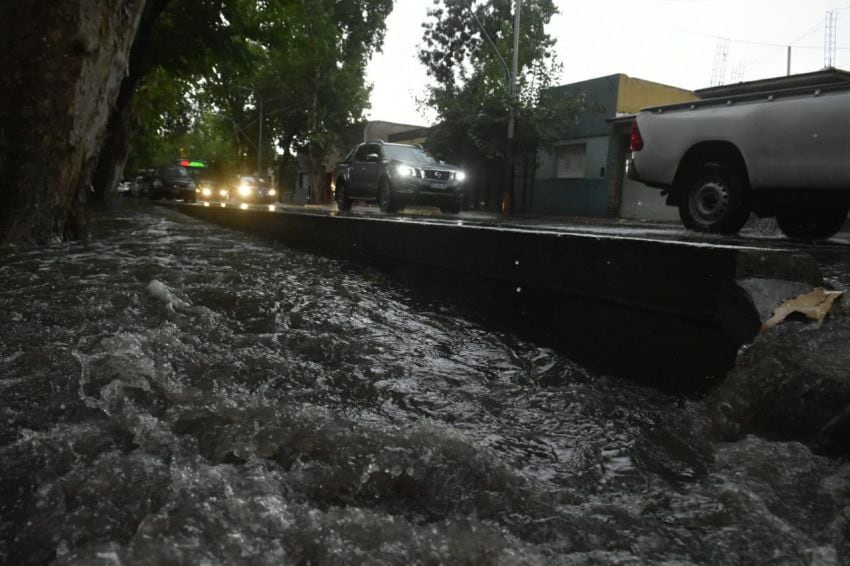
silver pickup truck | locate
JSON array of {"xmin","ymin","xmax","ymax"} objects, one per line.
[{"xmin": 628, "ymin": 83, "xmax": 850, "ymax": 239}]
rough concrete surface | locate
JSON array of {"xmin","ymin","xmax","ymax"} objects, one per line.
[{"xmin": 713, "ymin": 298, "xmax": 850, "ymax": 454}]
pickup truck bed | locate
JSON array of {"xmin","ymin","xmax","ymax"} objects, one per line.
[{"xmin": 629, "ymin": 82, "xmax": 850, "ymax": 239}]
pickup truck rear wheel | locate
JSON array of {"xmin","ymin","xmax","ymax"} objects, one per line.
[
  {"xmin": 776, "ymin": 207, "xmax": 848, "ymax": 240},
  {"xmin": 678, "ymin": 163, "xmax": 749, "ymax": 234},
  {"xmin": 377, "ymin": 178, "xmax": 397, "ymax": 213}
]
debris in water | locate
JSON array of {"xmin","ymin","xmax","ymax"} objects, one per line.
[{"xmin": 760, "ymin": 287, "xmax": 844, "ymax": 332}]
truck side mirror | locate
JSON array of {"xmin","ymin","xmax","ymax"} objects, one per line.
[{"xmin": 366, "ymin": 153, "xmax": 380, "ymax": 163}]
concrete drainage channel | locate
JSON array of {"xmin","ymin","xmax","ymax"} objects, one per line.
[{"xmin": 167, "ymin": 203, "xmax": 827, "ymax": 390}]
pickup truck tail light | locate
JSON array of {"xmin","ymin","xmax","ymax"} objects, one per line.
[{"xmin": 630, "ymin": 119, "xmax": 644, "ymax": 152}]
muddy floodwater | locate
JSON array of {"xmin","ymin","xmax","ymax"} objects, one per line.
[{"xmin": 1, "ymin": 201, "xmax": 849, "ymax": 565}]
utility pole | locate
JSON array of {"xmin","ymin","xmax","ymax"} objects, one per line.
[
  {"xmin": 507, "ymin": 0, "xmax": 521, "ymax": 142},
  {"xmin": 257, "ymin": 93, "xmax": 263, "ymax": 177},
  {"xmin": 235, "ymin": 85, "xmax": 264, "ymax": 176},
  {"xmin": 505, "ymin": 0, "xmax": 521, "ymax": 214},
  {"xmin": 787, "ymin": 46, "xmax": 792, "ymax": 76},
  {"xmin": 468, "ymin": 0, "xmax": 521, "ymax": 214}
]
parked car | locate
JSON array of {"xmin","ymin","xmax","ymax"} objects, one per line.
[
  {"xmin": 332, "ymin": 141, "xmax": 466, "ymax": 214},
  {"xmin": 195, "ymin": 179, "xmax": 229, "ymax": 203},
  {"xmin": 230, "ymin": 176, "xmax": 276, "ymax": 204},
  {"xmin": 115, "ymin": 180, "xmax": 132, "ymax": 197},
  {"xmin": 131, "ymin": 171, "xmax": 156, "ymax": 197},
  {"xmin": 149, "ymin": 165, "xmax": 196, "ymax": 201}
]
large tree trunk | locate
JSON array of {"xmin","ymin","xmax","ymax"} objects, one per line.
[
  {"xmin": 90, "ymin": 0, "xmax": 170, "ymax": 205},
  {"xmin": 89, "ymin": 79, "xmax": 136, "ymax": 206},
  {"xmin": 0, "ymin": 0, "xmax": 146, "ymax": 244}
]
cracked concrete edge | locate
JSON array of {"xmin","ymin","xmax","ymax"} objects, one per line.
[{"xmin": 736, "ymin": 278, "xmax": 817, "ymax": 323}]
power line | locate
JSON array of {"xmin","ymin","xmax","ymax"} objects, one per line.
[{"xmin": 675, "ymin": 23, "xmax": 850, "ymax": 50}]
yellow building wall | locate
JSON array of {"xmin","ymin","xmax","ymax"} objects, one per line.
[{"xmin": 616, "ymin": 75, "xmax": 697, "ymax": 114}]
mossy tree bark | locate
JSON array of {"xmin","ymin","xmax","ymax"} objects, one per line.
[{"xmin": 0, "ymin": 0, "xmax": 146, "ymax": 244}]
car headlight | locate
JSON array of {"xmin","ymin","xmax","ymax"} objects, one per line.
[
  {"xmin": 201, "ymin": 187, "xmax": 212, "ymax": 197},
  {"xmin": 268, "ymin": 188, "xmax": 276, "ymax": 196},
  {"xmin": 455, "ymin": 171, "xmax": 467, "ymax": 182},
  {"xmin": 220, "ymin": 189, "xmax": 229, "ymax": 198},
  {"xmin": 396, "ymin": 165, "xmax": 417, "ymax": 177},
  {"xmin": 238, "ymin": 184, "xmax": 252, "ymax": 196}
]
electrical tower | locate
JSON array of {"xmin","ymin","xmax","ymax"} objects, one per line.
[
  {"xmin": 825, "ymin": 10, "xmax": 837, "ymax": 68},
  {"xmin": 730, "ymin": 61, "xmax": 746, "ymax": 83},
  {"xmin": 710, "ymin": 38, "xmax": 731, "ymax": 86}
]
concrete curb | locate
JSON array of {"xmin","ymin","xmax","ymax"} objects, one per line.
[{"xmin": 168, "ymin": 203, "xmax": 823, "ymax": 391}]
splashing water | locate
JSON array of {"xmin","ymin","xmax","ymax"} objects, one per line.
[{"xmin": 1, "ymin": 201, "xmax": 848, "ymax": 565}]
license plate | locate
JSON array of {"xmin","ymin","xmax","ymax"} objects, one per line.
[{"xmin": 429, "ymin": 182, "xmax": 447, "ymax": 189}]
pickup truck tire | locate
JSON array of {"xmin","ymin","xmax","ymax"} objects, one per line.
[
  {"xmin": 336, "ymin": 180, "xmax": 352, "ymax": 211},
  {"xmin": 377, "ymin": 178, "xmax": 398, "ymax": 213},
  {"xmin": 776, "ymin": 207, "xmax": 848, "ymax": 240},
  {"xmin": 678, "ymin": 162, "xmax": 749, "ymax": 234}
]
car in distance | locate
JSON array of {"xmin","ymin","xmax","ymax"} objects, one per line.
[
  {"xmin": 115, "ymin": 180, "xmax": 132, "ymax": 197},
  {"xmin": 195, "ymin": 179, "xmax": 229, "ymax": 203},
  {"xmin": 230, "ymin": 176, "xmax": 277, "ymax": 205},
  {"xmin": 333, "ymin": 141, "xmax": 466, "ymax": 214},
  {"xmin": 131, "ymin": 170, "xmax": 155, "ymax": 197},
  {"xmin": 149, "ymin": 165, "xmax": 196, "ymax": 202}
]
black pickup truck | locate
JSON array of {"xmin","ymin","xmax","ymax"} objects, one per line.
[{"xmin": 332, "ymin": 141, "xmax": 466, "ymax": 214}]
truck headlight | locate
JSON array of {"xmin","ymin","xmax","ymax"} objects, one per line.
[
  {"xmin": 396, "ymin": 165, "xmax": 416, "ymax": 177},
  {"xmin": 268, "ymin": 188, "xmax": 276, "ymax": 196},
  {"xmin": 238, "ymin": 184, "xmax": 252, "ymax": 196}
]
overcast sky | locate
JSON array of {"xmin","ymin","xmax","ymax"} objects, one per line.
[{"xmin": 365, "ymin": 0, "xmax": 850, "ymax": 126}]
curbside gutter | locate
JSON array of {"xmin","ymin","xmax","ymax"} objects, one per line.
[{"xmin": 168, "ymin": 204, "xmax": 823, "ymax": 391}]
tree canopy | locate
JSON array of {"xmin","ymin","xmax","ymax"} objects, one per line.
[
  {"xmin": 419, "ymin": 0, "xmax": 584, "ymax": 211},
  {"xmin": 129, "ymin": 0, "xmax": 393, "ymax": 200}
]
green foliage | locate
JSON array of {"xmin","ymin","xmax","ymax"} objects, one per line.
[
  {"xmin": 126, "ymin": 0, "xmax": 249, "ymax": 178},
  {"xmin": 127, "ymin": 0, "xmax": 393, "ymax": 196},
  {"xmin": 232, "ymin": 0, "xmax": 393, "ymax": 198},
  {"xmin": 419, "ymin": 0, "xmax": 584, "ymax": 209}
]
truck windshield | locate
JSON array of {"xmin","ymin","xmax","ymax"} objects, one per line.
[{"xmin": 383, "ymin": 145, "xmax": 437, "ymax": 164}]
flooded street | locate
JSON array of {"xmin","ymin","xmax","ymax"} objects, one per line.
[{"xmin": 2, "ymin": 201, "xmax": 849, "ymax": 565}]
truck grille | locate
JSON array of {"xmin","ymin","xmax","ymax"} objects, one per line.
[{"xmin": 424, "ymin": 170, "xmax": 452, "ymax": 181}]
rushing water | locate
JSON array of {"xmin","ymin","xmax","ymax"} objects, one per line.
[{"xmin": 1, "ymin": 201, "xmax": 849, "ymax": 565}]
